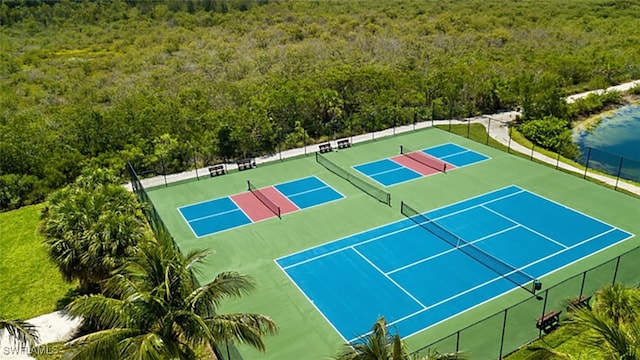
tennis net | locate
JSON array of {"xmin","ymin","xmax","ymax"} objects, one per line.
[
  {"xmin": 400, "ymin": 145, "xmax": 447, "ymax": 173},
  {"xmin": 315, "ymin": 152, "xmax": 391, "ymax": 206},
  {"xmin": 400, "ymin": 201, "xmax": 540, "ymax": 294},
  {"xmin": 247, "ymin": 180, "xmax": 281, "ymax": 218}
]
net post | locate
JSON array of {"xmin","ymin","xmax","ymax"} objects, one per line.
[
  {"xmin": 247, "ymin": 180, "xmax": 251, "ymax": 191},
  {"xmin": 444, "ymin": 163, "xmax": 447, "ymax": 173},
  {"xmin": 400, "ymin": 145, "xmax": 403, "ymax": 154}
]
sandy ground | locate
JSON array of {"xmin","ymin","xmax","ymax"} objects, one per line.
[{"xmin": 3, "ymin": 81, "xmax": 638, "ymax": 360}]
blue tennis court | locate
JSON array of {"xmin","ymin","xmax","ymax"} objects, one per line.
[
  {"xmin": 276, "ymin": 185, "xmax": 633, "ymax": 342},
  {"xmin": 354, "ymin": 143, "xmax": 489, "ymax": 187},
  {"xmin": 179, "ymin": 176, "xmax": 344, "ymax": 237}
]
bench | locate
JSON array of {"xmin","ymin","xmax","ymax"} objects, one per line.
[
  {"xmin": 208, "ymin": 164, "xmax": 226, "ymax": 177},
  {"xmin": 536, "ymin": 310, "xmax": 562, "ymax": 334},
  {"xmin": 567, "ymin": 295, "xmax": 591, "ymax": 311},
  {"xmin": 237, "ymin": 159, "xmax": 255, "ymax": 171},
  {"xmin": 318, "ymin": 142, "xmax": 332, "ymax": 153},
  {"xmin": 337, "ymin": 139, "xmax": 351, "ymax": 149}
]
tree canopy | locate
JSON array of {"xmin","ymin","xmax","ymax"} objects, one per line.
[{"xmin": 2, "ymin": 0, "xmax": 640, "ymax": 209}]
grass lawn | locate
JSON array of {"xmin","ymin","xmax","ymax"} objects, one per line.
[
  {"xmin": 505, "ymin": 324, "xmax": 602, "ymax": 360},
  {"xmin": 0, "ymin": 204, "xmax": 76, "ymax": 319}
]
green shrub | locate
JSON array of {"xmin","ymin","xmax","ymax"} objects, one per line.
[{"xmin": 519, "ymin": 116, "xmax": 580, "ymax": 159}]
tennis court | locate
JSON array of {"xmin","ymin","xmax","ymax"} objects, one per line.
[
  {"xmin": 179, "ymin": 176, "xmax": 344, "ymax": 237},
  {"xmin": 353, "ymin": 143, "xmax": 489, "ymax": 186},
  {"xmin": 276, "ymin": 185, "xmax": 633, "ymax": 343}
]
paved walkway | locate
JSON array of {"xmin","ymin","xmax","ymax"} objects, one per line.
[{"xmin": 137, "ymin": 80, "xmax": 640, "ymax": 196}]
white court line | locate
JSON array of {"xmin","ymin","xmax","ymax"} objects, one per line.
[
  {"xmin": 282, "ymin": 222, "xmax": 426, "ymax": 270},
  {"xmin": 481, "ymin": 204, "xmax": 568, "ymax": 249},
  {"xmin": 272, "ymin": 259, "xmax": 350, "ymax": 344},
  {"xmin": 386, "ymin": 224, "xmax": 520, "ymax": 275},
  {"xmin": 187, "ymin": 207, "xmax": 242, "ymax": 223},
  {"xmin": 278, "ymin": 183, "xmax": 635, "ymax": 342},
  {"xmin": 363, "ymin": 165, "xmax": 408, "ymax": 178},
  {"xmin": 276, "ymin": 185, "xmax": 525, "ymax": 265},
  {"xmin": 285, "ymin": 185, "xmax": 329, "ymax": 198},
  {"xmin": 351, "ymin": 247, "xmax": 427, "ymax": 309}
]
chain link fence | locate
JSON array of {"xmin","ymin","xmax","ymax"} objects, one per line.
[{"xmin": 410, "ymin": 246, "xmax": 640, "ymax": 359}]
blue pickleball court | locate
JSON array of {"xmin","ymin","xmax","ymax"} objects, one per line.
[
  {"xmin": 276, "ymin": 185, "xmax": 633, "ymax": 343},
  {"xmin": 179, "ymin": 176, "xmax": 344, "ymax": 237},
  {"xmin": 354, "ymin": 142, "xmax": 489, "ymax": 187}
]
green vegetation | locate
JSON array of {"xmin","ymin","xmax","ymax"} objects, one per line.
[
  {"xmin": 0, "ymin": 204, "xmax": 75, "ymax": 319},
  {"xmin": 63, "ymin": 234, "xmax": 278, "ymax": 359},
  {"xmin": 2, "ymin": 0, "xmax": 640, "ymax": 209},
  {"xmin": 334, "ymin": 317, "xmax": 464, "ymax": 360},
  {"xmin": 508, "ymin": 284, "xmax": 640, "ymax": 360},
  {"xmin": 39, "ymin": 168, "xmax": 147, "ymax": 292}
]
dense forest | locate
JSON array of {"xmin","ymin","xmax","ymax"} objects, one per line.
[{"xmin": 2, "ymin": 0, "xmax": 640, "ymax": 210}]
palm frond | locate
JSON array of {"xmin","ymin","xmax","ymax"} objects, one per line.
[
  {"xmin": 66, "ymin": 295, "xmax": 129, "ymax": 329},
  {"xmin": 187, "ymin": 272, "xmax": 256, "ymax": 311},
  {"xmin": 0, "ymin": 318, "xmax": 39, "ymax": 346},
  {"xmin": 523, "ymin": 346, "xmax": 573, "ymax": 360},
  {"xmin": 66, "ymin": 327, "xmax": 139, "ymax": 360},
  {"xmin": 207, "ymin": 313, "xmax": 278, "ymax": 352}
]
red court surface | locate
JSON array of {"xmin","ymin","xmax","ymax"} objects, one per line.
[
  {"xmin": 391, "ymin": 152, "xmax": 455, "ymax": 176},
  {"xmin": 260, "ymin": 187, "xmax": 299, "ymax": 214},
  {"xmin": 230, "ymin": 187, "xmax": 299, "ymax": 222}
]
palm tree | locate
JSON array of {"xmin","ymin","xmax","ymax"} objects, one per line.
[
  {"xmin": 335, "ymin": 317, "xmax": 407, "ymax": 360},
  {"xmin": 0, "ymin": 317, "xmax": 39, "ymax": 347},
  {"xmin": 526, "ymin": 284, "xmax": 640, "ymax": 359},
  {"xmin": 62, "ymin": 233, "xmax": 277, "ymax": 359},
  {"xmin": 334, "ymin": 317, "xmax": 464, "ymax": 360},
  {"xmin": 39, "ymin": 168, "xmax": 147, "ymax": 292}
]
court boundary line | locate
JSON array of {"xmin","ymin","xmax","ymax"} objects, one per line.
[
  {"xmin": 277, "ymin": 175, "xmax": 346, "ymax": 202},
  {"xmin": 422, "ymin": 142, "xmax": 492, "ymax": 169},
  {"xmin": 277, "ymin": 184, "xmax": 636, "ymax": 342},
  {"xmin": 182, "ymin": 175, "xmax": 346, "ymax": 238},
  {"xmin": 186, "ymin": 207, "xmax": 243, "ymax": 223},
  {"xmin": 400, "ymin": 229, "xmax": 635, "ymax": 341},
  {"xmin": 480, "ymin": 205, "xmax": 569, "ymax": 249},
  {"xmin": 177, "ymin": 194, "xmax": 239, "ymax": 210},
  {"xmin": 353, "ymin": 164, "xmax": 422, "ymax": 188},
  {"xmin": 515, "ymin": 187, "xmax": 636, "ymax": 235},
  {"xmin": 351, "ymin": 247, "xmax": 428, "ymax": 309},
  {"xmin": 273, "ymin": 260, "xmax": 351, "ymax": 344},
  {"xmin": 386, "ymin": 224, "xmax": 520, "ymax": 275},
  {"xmin": 177, "ymin": 202, "xmax": 201, "ymax": 238},
  {"xmin": 275, "ymin": 185, "xmax": 522, "ymax": 264}
]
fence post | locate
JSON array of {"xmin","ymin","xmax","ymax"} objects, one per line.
[
  {"xmin": 612, "ymin": 256, "xmax": 621, "ymax": 284},
  {"xmin": 579, "ymin": 271, "xmax": 587, "ymax": 297},
  {"xmin": 486, "ymin": 118, "xmax": 491, "ymax": 145},
  {"xmin": 530, "ymin": 144, "xmax": 535, "ymax": 161},
  {"xmin": 466, "ymin": 117, "xmax": 471, "ymax": 138},
  {"xmin": 555, "ymin": 152, "xmax": 561, "ymax": 170},
  {"xmin": 499, "ymin": 309, "xmax": 508, "ymax": 359},
  {"xmin": 507, "ymin": 126, "xmax": 512, "ymax": 154},
  {"xmin": 456, "ymin": 331, "xmax": 460, "ymax": 353},
  {"xmin": 583, "ymin": 147, "xmax": 592, "ymax": 179},
  {"xmin": 193, "ymin": 146, "xmax": 199, "ymax": 180},
  {"xmin": 160, "ymin": 154, "xmax": 167, "ymax": 187},
  {"xmin": 538, "ymin": 289, "xmax": 549, "ymax": 338},
  {"xmin": 614, "ymin": 157, "xmax": 624, "ymax": 190}
]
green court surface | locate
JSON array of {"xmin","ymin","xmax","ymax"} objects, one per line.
[{"xmin": 146, "ymin": 128, "xmax": 640, "ymax": 360}]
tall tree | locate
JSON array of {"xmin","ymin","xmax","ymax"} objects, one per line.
[
  {"xmin": 63, "ymin": 233, "xmax": 277, "ymax": 359},
  {"xmin": 39, "ymin": 168, "xmax": 147, "ymax": 292}
]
